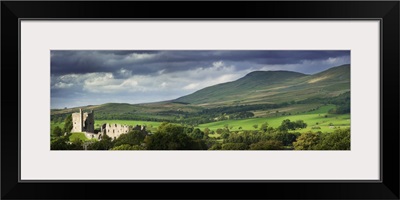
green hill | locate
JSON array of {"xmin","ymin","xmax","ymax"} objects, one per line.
[
  {"xmin": 173, "ymin": 70, "xmax": 307, "ymax": 105},
  {"xmin": 173, "ymin": 64, "xmax": 350, "ymax": 106},
  {"xmin": 51, "ymin": 64, "xmax": 350, "ymax": 123}
]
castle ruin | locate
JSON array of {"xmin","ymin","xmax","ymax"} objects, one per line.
[
  {"xmin": 71, "ymin": 109, "xmax": 147, "ymax": 140},
  {"xmin": 100, "ymin": 123, "xmax": 146, "ymax": 140},
  {"xmin": 72, "ymin": 109, "xmax": 94, "ymax": 133}
]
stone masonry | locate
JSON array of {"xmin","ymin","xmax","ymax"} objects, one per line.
[
  {"xmin": 71, "ymin": 109, "xmax": 95, "ymax": 133},
  {"xmin": 71, "ymin": 109, "xmax": 147, "ymax": 140},
  {"xmin": 100, "ymin": 123, "xmax": 146, "ymax": 140}
]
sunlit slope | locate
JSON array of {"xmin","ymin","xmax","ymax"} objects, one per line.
[
  {"xmin": 173, "ymin": 64, "xmax": 350, "ymax": 106},
  {"xmin": 51, "ymin": 64, "xmax": 350, "ymax": 119}
]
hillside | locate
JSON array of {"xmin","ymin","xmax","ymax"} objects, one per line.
[
  {"xmin": 173, "ymin": 70, "xmax": 306, "ymax": 105},
  {"xmin": 51, "ymin": 64, "xmax": 350, "ymax": 122},
  {"xmin": 173, "ymin": 64, "xmax": 350, "ymax": 106}
]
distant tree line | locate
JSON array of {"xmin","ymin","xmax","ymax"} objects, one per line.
[
  {"xmin": 51, "ymin": 92, "xmax": 350, "ymax": 126},
  {"xmin": 297, "ymin": 92, "xmax": 350, "ymax": 114},
  {"xmin": 51, "ymin": 118, "xmax": 350, "ymax": 151}
]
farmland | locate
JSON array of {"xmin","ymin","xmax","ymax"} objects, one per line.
[
  {"xmin": 50, "ymin": 64, "xmax": 351, "ymax": 150},
  {"xmin": 52, "ymin": 104, "xmax": 350, "ymax": 137}
]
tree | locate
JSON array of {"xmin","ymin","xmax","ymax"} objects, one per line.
[
  {"xmin": 293, "ymin": 132, "xmax": 321, "ymax": 150},
  {"xmin": 114, "ymin": 130, "xmax": 146, "ymax": 147},
  {"xmin": 188, "ymin": 128, "xmax": 204, "ymax": 139},
  {"xmin": 112, "ymin": 144, "xmax": 134, "ymax": 150},
  {"xmin": 203, "ymin": 127, "xmax": 210, "ymax": 135},
  {"xmin": 278, "ymin": 119, "xmax": 307, "ymax": 131},
  {"xmin": 224, "ymin": 124, "xmax": 229, "ymax": 129},
  {"xmin": 69, "ymin": 139, "xmax": 84, "ymax": 150},
  {"xmin": 145, "ymin": 123, "xmax": 206, "ymax": 150},
  {"xmin": 88, "ymin": 134, "xmax": 114, "ymax": 150},
  {"xmin": 221, "ymin": 132, "xmax": 230, "ymax": 139},
  {"xmin": 318, "ymin": 128, "xmax": 350, "ymax": 150},
  {"xmin": 295, "ymin": 120, "xmax": 307, "ymax": 129},
  {"xmin": 209, "ymin": 143, "xmax": 222, "ymax": 150},
  {"xmin": 50, "ymin": 136, "xmax": 70, "ymax": 150},
  {"xmin": 216, "ymin": 128, "xmax": 223, "ymax": 135},
  {"xmin": 112, "ymin": 144, "xmax": 145, "ymax": 150},
  {"xmin": 249, "ymin": 140, "xmax": 283, "ymax": 150},
  {"xmin": 279, "ymin": 119, "xmax": 295, "ymax": 131},
  {"xmin": 52, "ymin": 126, "xmax": 63, "ymax": 137},
  {"xmin": 274, "ymin": 132, "xmax": 300, "ymax": 146},
  {"xmin": 260, "ymin": 122, "xmax": 269, "ymax": 132},
  {"xmin": 63, "ymin": 115, "xmax": 73, "ymax": 134},
  {"xmin": 221, "ymin": 143, "xmax": 248, "ymax": 150}
]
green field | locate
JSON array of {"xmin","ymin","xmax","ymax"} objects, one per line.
[
  {"xmin": 69, "ymin": 132, "xmax": 93, "ymax": 142},
  {"xmin": 197, "ymin": 105, "xmax": 350, "ymax": 133},
  {"xmin": 51, "ymin": 104, "xmax": 350, "ymax": 135}
]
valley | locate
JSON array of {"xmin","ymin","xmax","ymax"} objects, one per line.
[{"xmin": 50, "ymin": 64, "xmax": 350, "ymax": 150}]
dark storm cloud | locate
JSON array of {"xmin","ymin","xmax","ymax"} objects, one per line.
[
  {"xmin": 51, "ymin": 50, "xmax": 349, "ymax": 76},
  {"xmin": 51, "ymin": 50, "xmax": 350, "ymax": 108}
]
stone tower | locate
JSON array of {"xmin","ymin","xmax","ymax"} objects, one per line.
[
  {"xmin": 71, "ymin": 109, "xmax": 95, "ymax": 133},
  {"xmin": 79, "ymin": 108, "xmax": 83, "ymax": 132}
]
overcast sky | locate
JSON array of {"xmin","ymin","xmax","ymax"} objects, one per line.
[{"xmin": 51, "ymin": 50, "xmax": 350, "ymax": 109}]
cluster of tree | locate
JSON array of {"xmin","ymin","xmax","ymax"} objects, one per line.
[
  {"xmin": 297, "ymin": 92, "xmax": 350, "ymax": 114},
  {"xmin": 102, "ymin": 103, "xmax": 286, "ymax": 123},
  {"xmin": 51, "ymin": 122, "xmax": 209, "ymax": 150},
  {"xmin": 51, "ymin": 135, "xmax": 86, "ymax": 150},
  {"xmin": 51, "ymin": 116, "xmax": 349, "ymax": 151},
  {"xmin": 51, "ymin": 115, "xmax": 73, "ymax": 138},
  {"xmin": 229, "ymin": 111, "xmax": 255, "ymax": 119},
  {"xmin": 210, "ymin": 128, "xmax": 349, "ymax": 150},
  {"xmin": 51, "ymin": 113, "xmax": 70, "ymax": 123},
  {"xmin": 328, "ymin": 104, "xmax": 350, "ymax": 114},
  {"xmin": 278, "ymin": 119, "xmax": 307, "ymax": 131},
  {"xmin": 210, "ymin": 125, "xmax": 300, "ymax": 150},
  {"xmin": 293, "ymin": 128, "xmax": 350, "ymax": 150},
  {"xmin": 51, "ymin": 100, "xmax": 301, "ymax": 128}
]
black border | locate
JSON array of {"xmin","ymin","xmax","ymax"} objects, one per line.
[
  {"xmin": 2, "ymin": 1, "xmax": 399, "ymax": 199},
  {"xmin": 17, "ymin": 19, "xmax": 381, "ymax": 184}
]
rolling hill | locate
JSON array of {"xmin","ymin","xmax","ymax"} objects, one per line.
[
  {"xmin": 51, "ymin": 64, "xmax": 350, "ymax": 122},
  {"xmin": 173, "ymin": 64, "xmax": 350, "ymax": 106}
]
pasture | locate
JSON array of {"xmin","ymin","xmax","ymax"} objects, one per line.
[
  {"xmin": 197, "ymin": 105, "xmax": 350, "ymax": 133},
  {"xmin": 51, "ymin": 105, "xmax": 350, "ymax": 136}
]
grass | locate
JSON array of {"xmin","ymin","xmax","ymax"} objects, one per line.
[
  {"xmin": 51, "ymin": 105, "xmax": 350, "ymax": 136},
  {"xmin": 69, "ymin": 132, "xmax": 91, "ymax": 142},
  {"xmin": 197, "ymin": 105, "xmax": 350, "ymax": 133},
  {"xmin": 50, "ymin": 121, "xmax": 64, "ymax": 136}
]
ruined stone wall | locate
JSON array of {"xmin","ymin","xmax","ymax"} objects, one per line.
[
  {"xmin": 83, "ymin": 112, "xmax": 94, "ymax": 133},
  {"xmin": 71, "ymin": 110, "xmax": 95, "ymax": 133},
  {"xmin": 71, "ymin": 113, "xmax": 82, "ymax": 132},
  {"xmin": 102, "ymin": 123, "xmax": 132, "ymax": 140}
]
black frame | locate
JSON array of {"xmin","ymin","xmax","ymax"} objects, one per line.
[{"xmin": 2, "ymin": 1, "xmax": 399, "ymax": 199}]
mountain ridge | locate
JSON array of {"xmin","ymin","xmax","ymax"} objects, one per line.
[
  {"xmin": 51, "ymin": 64, "xmax": 350, "ymax": 115},
  {"xmin": 173, "ymin": 64, "xmax": 349, "ymax": 105}
]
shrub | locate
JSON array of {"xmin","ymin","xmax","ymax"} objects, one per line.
[
  {"xmin": 221, "ymin": 143, "xmax": 248, "ymax": 150},
  {"xmin": 249, "ymin": 140, "xmax": 283, "ymax": 150}
]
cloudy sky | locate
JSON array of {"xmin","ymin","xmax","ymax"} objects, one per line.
[{"xmin": 51, "ymin": 50, "xmax": 350, "ymax": 109}]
